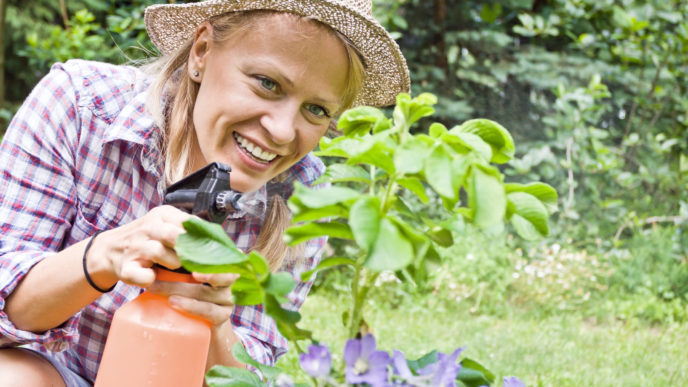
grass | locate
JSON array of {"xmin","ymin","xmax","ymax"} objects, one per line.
[
  {"xmin": 278, "ymin": 291, "xmax": 688, "ymax": 386},
  {"xmin": 276, "ymin": 225, "xmax": 688, "ymax": 386}
]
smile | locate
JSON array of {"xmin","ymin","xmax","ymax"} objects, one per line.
[{"xmin": 233, "ymin": 132, "xmax": 277, "ymax": 162}]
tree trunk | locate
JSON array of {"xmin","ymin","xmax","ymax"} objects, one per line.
[
  {"xmin": 59, "ymin": 0, "xmax": 70, "ymax": 30},
  {"xmin": 0, "ymin": 0, "xmax": 7, "ymax": 106},
  {"xmin": 433, "ymin": 0, "xmax": 448, "ymax": 78}
]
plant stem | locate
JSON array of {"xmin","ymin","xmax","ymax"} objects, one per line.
[
  {"xmin": 381, "ymin": 179, "xmax": 399, "ymax": 213},
  {"xmin": 347, "ymin": 262, "xmax": 363, "ymax": 338},
  {"xmin": 293, "ymin": 339, "xmax": 305, "ymax": 354},
  {"xmin": 369, "ymin": 165, "xmax": 376, "ymax": 196}
]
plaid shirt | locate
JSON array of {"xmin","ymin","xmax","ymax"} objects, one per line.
[{"xmin": 0, "ymin": 60, "xmax": 326, "ymax": 382}]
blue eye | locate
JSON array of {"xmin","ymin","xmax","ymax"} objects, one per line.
[
  {"xmin": 259, "ymin": 77, "xmax": 277, "ymax": 91},
  {"xmin": 306, "ymin": 104, "xmax": 330, "ymax": 118}
]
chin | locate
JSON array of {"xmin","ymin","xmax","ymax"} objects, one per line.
[{"xmin": 231, "ymin": 179, "xmax": 266, "ymax": 194}]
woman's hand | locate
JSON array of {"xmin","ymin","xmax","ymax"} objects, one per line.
[
  {"xmin": 89, "ymin": 205, "xmax": 192, "ymax": 289},
  {"xmin": 146, "ymin": 272, "xmax": 239, "ymax": 326}
]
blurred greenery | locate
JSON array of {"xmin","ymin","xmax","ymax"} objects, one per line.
[{"xmin": 2, "ymin": 0, "xmax": 688, "ymax": 383}]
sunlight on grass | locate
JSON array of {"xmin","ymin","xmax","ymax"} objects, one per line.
[{"xmin": 279, "ymin": 292, "xmax": 688, "ymax": 386}]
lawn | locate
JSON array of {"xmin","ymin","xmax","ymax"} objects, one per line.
[{"xmin": 278, "ymin": 291, "xmax": 688, "ymax": 386}]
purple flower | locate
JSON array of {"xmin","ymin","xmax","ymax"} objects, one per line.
[
  {"xmin": 299, "ymin": 344, "xmax": 332, "ymax": 378},
  {"xmin": 390, "ymin": 350, "xmax": 417, "ymax": 386},
  {"xmin": 392, "ymin": 350, "xmax": 414, "ymax": 379},
  {"xmin": 344, "ymin": 334, "xmax": 390, "ymax": 387},
  {"xmin": 503, "ymin": 376, "xmax": 526, "ymax": 387},
  {"xmin": 275, "ymin": 373, "xmax": 295, "ymax": 387},
  {"xmin": 416, "ymin": 347, "xmax": 464, "ymax": 387}
]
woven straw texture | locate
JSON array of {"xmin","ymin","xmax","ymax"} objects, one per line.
[{"xmin": 145, "ymin": 0, "xmax": 409, "ymax": 107}]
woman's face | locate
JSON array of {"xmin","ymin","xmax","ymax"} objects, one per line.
[{"xmin": 188, "ymin": 15, "xmax": 350, "ymax": 193}]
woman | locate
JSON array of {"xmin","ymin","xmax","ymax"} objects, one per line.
[{"xmin": 0, "ymin": 0, "xmax": 408, "ymax": 385}]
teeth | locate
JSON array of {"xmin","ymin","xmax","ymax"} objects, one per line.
[{"xmin": 234, "ymin": 133, "xmax": 277, "ymax": 162}]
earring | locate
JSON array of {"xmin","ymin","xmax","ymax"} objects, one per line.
[{"xmin": 192, "ymin": 70, "xmax": 200, "ymax": 78}]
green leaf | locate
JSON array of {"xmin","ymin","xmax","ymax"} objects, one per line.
[
  {"xmin": 397, "ymin": 177, "xmax": 429, "ymax": 203},
  {"xmin": 337, "ymin": 106, "xmax": 391, "ymax": 136},
  {"xmin": 388, "ymin": 215, "xmax": 432, "ymax": 250},
  {"xmin": 316, "ymin": 136, "xmax": 359, "ymax": 158},
  {"xmin": 300, "ymin": 256, "xmax": 356, "ymax": 281},
  {"xmin": 407, "ymin": 350, "xmax": 438, "ymax": 372},
  {"xmin": 289, "ymin": 183, "xmax": 360, "ymax": 209},
  {"xmin": 422, "ymin": 219, "xmax": 454, "ymax": 247},
  {"xmin": 284, "ymin": 221, "xmax": 353, "ymax": 245},
  {"xmin": 453, "ymin": 119, "xmax": 515, "ymax": 163},
  {"xmin": 393, "ymin": 93, "xmax": 438, "ymax": 130},
  {"xmin": 452, "ymin": 132, "xmax": 493, "ymax": 162},
  {"xmin": 349, "ymin": 196, "xmax": 382, "ymax": 251},
  {"xmin": 468, "ymin": 165, "xmax": 506, "ymax": 229},
  {"xmin": 230, "ymin": 343, "xmax": 282, "ymax": 380},
  {"xmin": 313, "ymin": 163, "xmax": 371, "ymax": 185},
  {"xmin": 365, "ymin": 217, "xmax": 414, "ymax": 271},
  {"xmin": 395, "ymin": 136, "xmax": 433, "ymax": 175},
  {"xmin": 231, "ymin": 277, "xmax": 264, "ymax": 306},
  {"xmin": 247, "ymin": 252, "xmax": 269, "ymax": 282},
  {"xmin": 429, "ymin": 122, "xmax": 448, "ymax": 138},
  {"xmin": 288, "ymin": 193, "xmax": 349, "ymax": 223},
  {"xmin": 264, "ymin": 295, "xmax": 311, "ymax": 341},
  {"xmin": 206, "ymin": 365, "xmax": 265, "ymax": 387},
  {"xmin": 176, "ymin": 218, "xmax": 247, "ymax": 273},
  {"xmin": 505, "ymin": 182, "xmax": 558, "ymax": 214},
  {"xmin": 264, "ymin": 272, "xmax": 296, "ymax": 303},
  {"xmin": 424, "ymin": 144, "xmax": 456, "ymax": 200},
  {"xmin": 457, "ymin": 357, "xmax": 495, "ymax": 387},
  {"xmin": 507, "ymin": 191, "xmax": 550, "ymax": 239},
  {"xmin": 347, "ymin": 133, "xmax": 396, "ymax": 174}
]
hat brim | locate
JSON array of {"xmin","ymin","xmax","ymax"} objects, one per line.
[{"xmin": 144, "ymin": 0, "xmax": 409, "ymax": 108}]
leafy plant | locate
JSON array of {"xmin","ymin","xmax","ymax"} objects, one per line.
[
  {"xmin": 175, "ymin": 93, "xmax": 556, "ymax": 386},
  {"xmin": 18, "ymin": 9, "xmax": 118, "ymax": 76}
]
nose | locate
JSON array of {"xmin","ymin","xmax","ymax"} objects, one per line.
[{"xmin": 260, "ymin": 101, "xmax": 299, "ymax": 145}]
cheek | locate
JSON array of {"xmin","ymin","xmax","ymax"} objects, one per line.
[{"xmin": 298, "ymin": 128, "xmax": 327, "ymax": 156}]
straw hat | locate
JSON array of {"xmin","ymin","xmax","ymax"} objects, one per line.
[{"xmin": 144, "ymin": 0, "xmax": 410, "ymax": 108}]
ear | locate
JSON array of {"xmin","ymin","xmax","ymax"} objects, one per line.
[{"xmin": 188, "ymin": 22, "xmax": 213, "ymax": 82}]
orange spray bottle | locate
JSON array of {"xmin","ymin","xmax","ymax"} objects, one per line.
[
  {"xmin": 94, "ymin": 269, "xmax": 212, "ymax": 386},
  {"xmin": 95, "ymin": 163, "xmax": 242, "ymax": 386}
]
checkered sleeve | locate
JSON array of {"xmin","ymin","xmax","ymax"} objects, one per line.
[{"xmin": 0, "ymin": 64, "xmax": 81, "ymax": 349}]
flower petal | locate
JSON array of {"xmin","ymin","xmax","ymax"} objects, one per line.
[
  {"xmin": 503, "ymin": 376, "xmax": 526, "ymax": 387},
  {"xmin": 392, "ymin": 350, "xmax": 414, "ymax": 378},
  {"xmin": 344, "ymin": 339, "xmax": 362, "ymax": 365},
  {"xmin": 360, "ymin": 333, "xmax": 377, "ymax": 357},
  {"xmin": 368, "ymin": 350, "xmax": 391, "ymax": 369}
]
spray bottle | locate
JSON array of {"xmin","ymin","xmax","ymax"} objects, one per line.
[{"xmin": 95, "ymin": 162, "xmax": 241, "ymax": 387}]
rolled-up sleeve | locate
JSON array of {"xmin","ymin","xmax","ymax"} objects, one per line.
[{"xmin": 0, "ymin": 64, "xmax": 80, "ymax": 349}]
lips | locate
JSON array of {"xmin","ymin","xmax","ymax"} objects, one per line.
[{"xmin": 233, "ymin": 132, "xmax": 277, "ymax": 163}]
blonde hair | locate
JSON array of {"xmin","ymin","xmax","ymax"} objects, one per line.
[{"xmin": 145, "ymin": 11, "xmax": 366, "ymax": 270}]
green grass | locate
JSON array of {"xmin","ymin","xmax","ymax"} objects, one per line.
[{"xmin": 278, "ymin": 292, "xmax": 688, "ymax": 387}]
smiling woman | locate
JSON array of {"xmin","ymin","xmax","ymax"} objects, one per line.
[
  {"xmin": 0, "ymin": 0, "xmax": 408, "ymax": 386},
  {"xmin": 186, "ymin": 13, "xmax": 351, "ymax": 192}
]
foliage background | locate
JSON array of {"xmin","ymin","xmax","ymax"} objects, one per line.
[{"xmin": 1, "ymin": 0, "xmax": 687, "ymax": 385}]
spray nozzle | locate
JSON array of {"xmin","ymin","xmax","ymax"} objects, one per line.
[{"xmin": 163, "ymin": 162, "xmax": 243, "ymax": 224}]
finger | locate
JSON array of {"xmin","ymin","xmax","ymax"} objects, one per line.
[
  {"xmin": 119, "ymin": 260, "xmax": 156, "ymax": 287},
  {"xmin": 142, "ymin": 240, "xmax": 181, "ymax": 270},
  {"xmin": 157, "ymin": 205, "xmax": 194, "ymax": 227},
  {"xmin": 148, "ymin": 280, "xmax": 234, "ymax": 306},
  {"xmin": 192, "ymin": 272, "xmax": 239, "ymax": 288},
  {"xmin": 168, "ymin": 295, "xmax": 232, "ymax": 326},
  {"xmin": 148, "ymin": 219, "xmax": 187, "ymax": 249}
]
